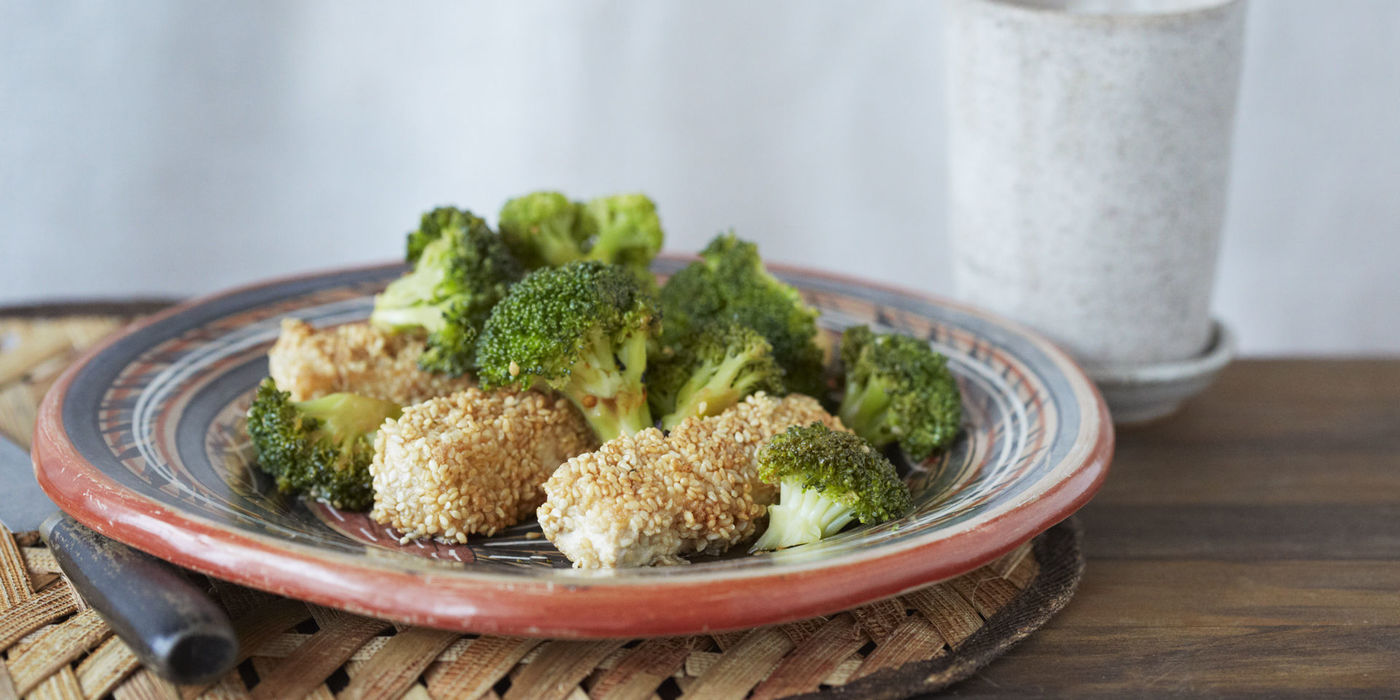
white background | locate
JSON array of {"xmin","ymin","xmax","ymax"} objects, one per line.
[{"xmin": 2, "ymin": 1, "xmax": 1397, "ymax": 355}]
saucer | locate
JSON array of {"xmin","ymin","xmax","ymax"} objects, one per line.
[{"xmin": 1086, "ymin": 320, "xmax": 1236, "ymax": 425}]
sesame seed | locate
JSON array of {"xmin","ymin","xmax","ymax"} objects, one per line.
[
  {"xmin": 370, "ymin": 387, "xmax": 595, "ymax": 544},
  {"xmin": 267, "ymin": 319, "xmax": 473, "ymax": 404}
]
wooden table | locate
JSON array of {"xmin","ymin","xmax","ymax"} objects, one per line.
[{"xmin": 954, "ymin": 359, "xmax": 1400, "ymax": 696}]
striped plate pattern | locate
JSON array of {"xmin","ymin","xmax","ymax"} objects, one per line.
[{"xmin": 34, "ymin": 258, "xmax": 1111, "ymax": 637}]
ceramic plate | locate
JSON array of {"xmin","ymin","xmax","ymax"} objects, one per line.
[{"xmin": 33, "ymin": 258, "xmax": 1112, "ymax": 638}]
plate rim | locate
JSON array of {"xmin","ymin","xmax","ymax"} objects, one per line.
[{"xmin": 32, "ymin": 258, "xmax": 1113, "ymax": 638}]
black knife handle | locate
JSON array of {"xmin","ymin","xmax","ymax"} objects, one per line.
[{"xmin": 41, "ymin": 514, "xmax": 239, "ymax": 685}]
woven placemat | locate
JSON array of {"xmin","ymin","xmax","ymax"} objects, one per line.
[{"xmin": 0, "ymin": 308, "xmax": 1085, "ymax": 700}]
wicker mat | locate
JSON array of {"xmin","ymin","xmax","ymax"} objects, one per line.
[{"xmin": 0, "ymin": 308, "xmax": 1085, "ymax": 700}]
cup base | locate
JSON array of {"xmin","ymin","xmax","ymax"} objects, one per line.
[{"xmin": 1084, "ymin": 319, "xmax": 1236, "ymax": 425}]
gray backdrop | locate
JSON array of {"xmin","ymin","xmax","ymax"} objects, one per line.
[{"xmin": 3, "ymin": 1, "xmax": 1397, "ymax": 355}]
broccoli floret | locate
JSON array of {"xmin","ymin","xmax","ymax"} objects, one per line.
[
  {"xmin": 838, "ymin": 325, "xmax": 963, "ymax": 461},
  {"xmin": 751, "ymin": 423, "xmax": 912, "ymax": 551},
  {"xmin": 582, "ymin": 193, "xmax": 664, "ymax": 269},
  {"xmin": 245, "ymin": 378, "xmax": 401, "ymax": 510},
  {"xmin": 648, "ymin": 322, "xmax": 785, "ymax": 430},
  {"xmin": 660, "ymin": 233, "xmax": 826, "ymax": 397},
  {"xmin": 498, "ymin": 191, "xmax": 592, "ymax": 269},
  {"xmin": 369, "ymin": 207, "xmax": 524, "ymax": 376},
  {"xmin": 475, "ymin": 261, "xmax": 660, "ymax": 442},
  {"xmin": 497, "ymin": 191, "xmax": 665, "ymax": 272}
]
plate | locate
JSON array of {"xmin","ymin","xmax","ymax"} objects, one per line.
[{"xmin": 33, "ymin": 258, "xmax": 1112, "ymax": 638}]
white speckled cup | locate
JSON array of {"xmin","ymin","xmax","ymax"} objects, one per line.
[{"xmin": 946, "ymin": 0, "xmax": 1247, "ymax": 370}]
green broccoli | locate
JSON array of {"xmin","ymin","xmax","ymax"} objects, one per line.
[
  {"xmin": 369, "ymin": 207, "xmax": 524, "ymax": 376},
  {"xmin": 648, "ymin": 322, "xmax": 786, "ymax": 430},
  {"xmin": 660, "ymin": 233, "xmax": 827, "ymax": 397},
  {"xmin": 497, "ymin": 191, "xmax": 665, "ymax": 272},
  {"xmin": 581, "ymin": 193, "xmax": 664, "ymax": 269},
  {"xmin": 498, "ymin": 191, "xmax": 591, "ymax": 269},
  {"xmin": 838, "ymin": 325, "xmax": 963, "ymax": 462},
  {"xmin": 245, "ymin": 378, "xmax": 401, "ymax": 510},
  {"xmin": 475, "ymin": 260, "xmax": 660, "ymax": 442},
  {"xmin": 752, "ymin": 423, "xmax": 912, "ymax": 551}
]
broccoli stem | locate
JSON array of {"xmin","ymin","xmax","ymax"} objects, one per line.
[
  {"xmin": 568, "ymin": 396, "xmax": 652, "ymax": 443},
  {"xmin": 367, "ymin": 305, "xmax": 445, "ymax": 334},
  {"xmin": 584, "ymin": 236, "xmax": 626, "ymax": 265},
  {"xmin": 839, "ymin": 378, "xmax": 893, "ymax": 445},
  {"xmin": 369, "ymin": 236, "xmax": 453, "ymax": 332},
  {"xmin": 520, "ymin": 216, "xmax": 588, "ymax": 267},
  {"xmin": 752, "ymin": 478, "xmax": 858, "ymax": 551},
  {"xmin": 563, "ymin": 328, "xmax": 654, "ymax": 442},
  {"xmin": 660, "ymin": 353, "xmax": 764, "ymax": 430},
  {"xmin": 296, "ymin": 393, "xmax": 401, "ymax": 451},
  {"xmin": 537, "ymin": 236, "xmax": 586, "ymax": 267}
]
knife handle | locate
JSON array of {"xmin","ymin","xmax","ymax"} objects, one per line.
[{"xmin": 41, "ymin": 514, "xmax": 239, "ymax": 685}]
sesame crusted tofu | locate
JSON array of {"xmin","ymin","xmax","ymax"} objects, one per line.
[
  {"xmin": 369, "ymin": 388, "xmax": 596, "ymax": 542},
  {"xmin": 537, "ymin": 392, "xmax": 846, "ymax": 568},
  {"xmin": 267, "ymin": 319, "xmax": 472, "ymax": 404},
  {"xmin": 668, "ymin": 392, "xmax": 846, "ymax": 505},
  {"xmin": 538, "ymin": 428, "xmax": 764, "ymax": 568}
]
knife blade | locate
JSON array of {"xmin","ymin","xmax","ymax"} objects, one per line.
[{"xmin": 0, "ymin": 433, "xmax": 238, "ymax": 685}]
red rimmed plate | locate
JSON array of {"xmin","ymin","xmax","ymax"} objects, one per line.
[{"xmin": 32, "ymin": 258, "xmax": 1112, "ymax": 638}]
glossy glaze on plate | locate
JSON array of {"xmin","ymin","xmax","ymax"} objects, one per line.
[{"xmin": 33, "ymin": 258, "xmax": 1112, "ymax": 638}]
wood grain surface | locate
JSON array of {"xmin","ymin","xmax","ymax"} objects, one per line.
[{"xmin": 951, "ymin": 359, "xmax": 1400, "ymax": 697}]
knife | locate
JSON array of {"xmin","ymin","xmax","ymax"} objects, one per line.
[{"xmin": 0, "ymin": 433, "xmax": 238, "ymax": 685}]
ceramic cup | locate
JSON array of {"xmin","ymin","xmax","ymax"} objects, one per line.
[{"xmin": 946, "ymin": 0, "xmax": 1246, "ymax": 370}]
